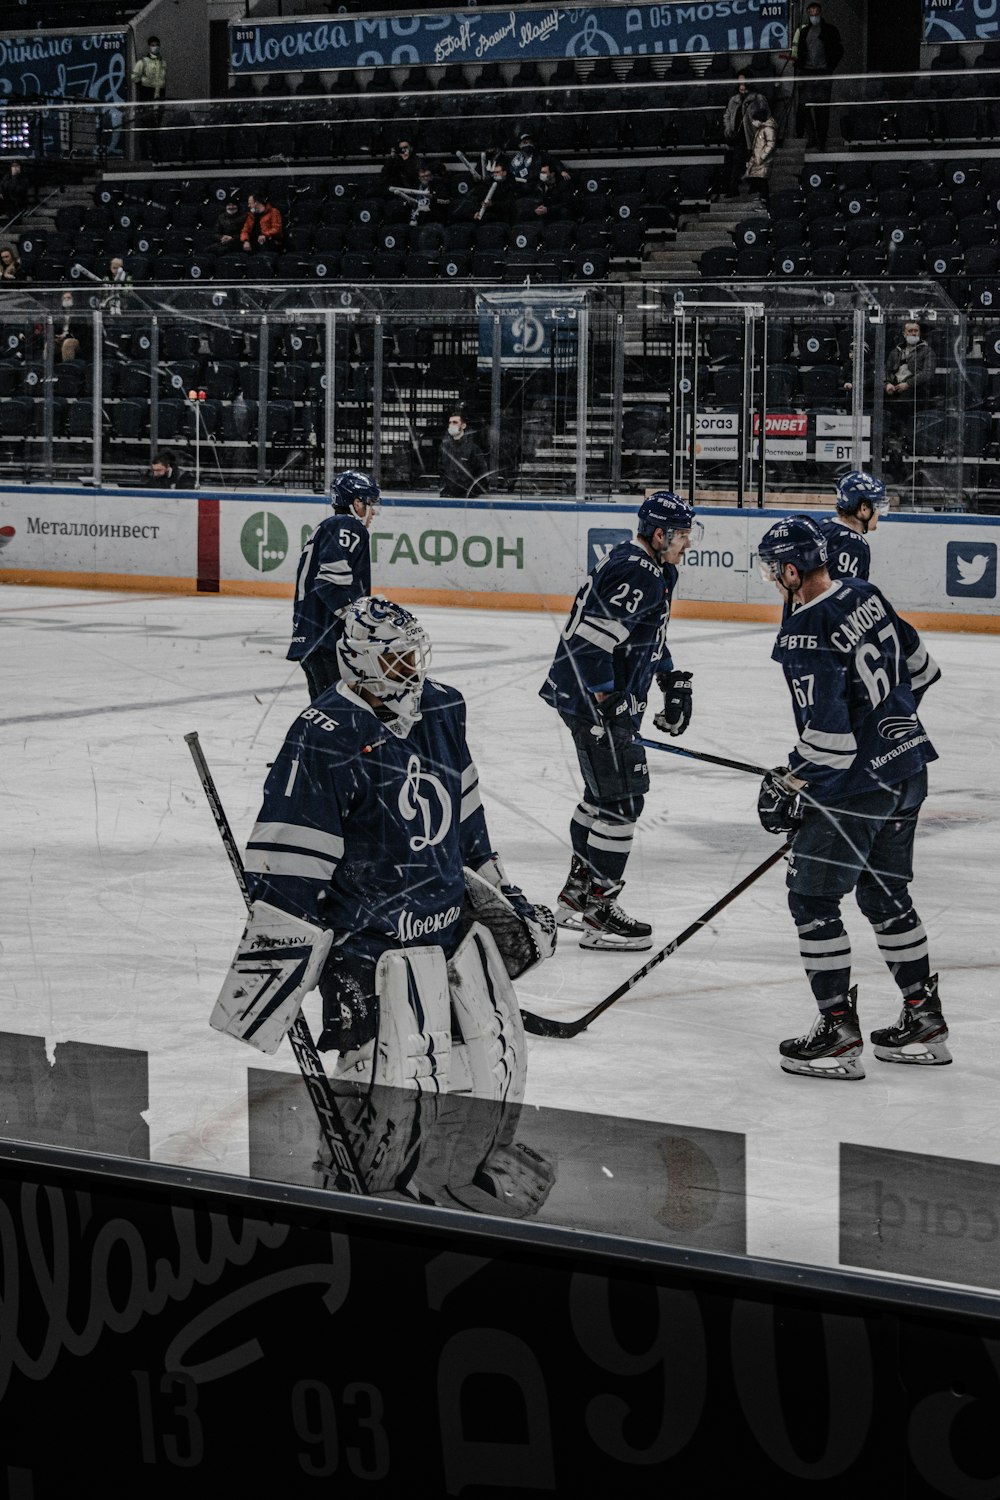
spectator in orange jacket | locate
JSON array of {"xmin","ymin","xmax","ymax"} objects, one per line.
[{"xmin": 241, "ymin": 190, "xmax": 284, "ymax": 253}]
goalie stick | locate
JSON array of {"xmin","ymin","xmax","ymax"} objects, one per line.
[
  {"xmin": 184, "ymin": 731, "xmax": 369, "ymax": 1196},
  {"xmin": 638, "ymin": 737, "xmax": 770, "ymax": 777},
  {"xmin": 520, "ymin": 842, "xmax": 791, "ymax": 1038}
]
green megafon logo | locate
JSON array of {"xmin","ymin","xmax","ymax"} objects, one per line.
[{"xmin": 240, "ymin": 511, "xmax": 288, "ymax": 572}]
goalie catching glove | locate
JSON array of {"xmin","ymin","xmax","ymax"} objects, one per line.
[
  {"xmin": 653, "ymin": 670, "xmax": 693, "ymax": 737},
  {"xmin": 464, "ymin": 855, "xmax": 556, "ymax": 979},
  {"xmin": 211, "ymin": 900, "xmax": 333, "ymax": 1053},
  {"xmin": 757, "ymin": 766, "xmax": 805, "ymax": 835}
]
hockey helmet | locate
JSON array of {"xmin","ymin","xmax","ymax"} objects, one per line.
[
  {"xmin": 758, "ymin": 515, "xmax": 829, "ymax": 582},
  {"xmin": 835, "ymin": 470, "xmax": 888, "ymax": 523},
  {"xmin": 336, "ymin": 595, "xmax": 431, "ymax": 738},
  {"xmin": 330, "ymin": 469, "xmax": 381, "ymax": 514},
  {"xmin": 637, "ymin": 492, "xmax": 697, "ymax": 543}
]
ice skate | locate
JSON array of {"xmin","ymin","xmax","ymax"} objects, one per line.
[
  {"xmin": 579, "ymin": 882, "xmax": 652, "ymax": 951},
  {"xmin": 870, "ymin": 974, "xmax": 951, "ymax": 1065},
  {"xmin": 555, "ymin": 855, "xmax": 591, "ymax": 931},
  {"xmin": 779, "ymin": 989, "xmax": 865, "ymax": 1080}
]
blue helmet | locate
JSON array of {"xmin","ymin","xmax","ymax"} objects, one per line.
[
  {"xmin": 331, "ymin": 469, "xmax": 380, "ymax": 513},
  {"xmin": 758, "ymin": 515, "xmax": 829, "ymax": 579},
  {"xmin": 637, "ymin": 491, "xmax": 696, "ymax": 543},
  {"xmin": 836, "ymin": 470, "xmax": 888, "ymax": 520}
]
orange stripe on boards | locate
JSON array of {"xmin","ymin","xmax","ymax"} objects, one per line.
[{"xmin": 0, "ymin": 570, "xmax": 198, "ymax": 594}]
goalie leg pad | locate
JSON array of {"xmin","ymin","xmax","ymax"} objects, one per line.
[
  {"xmin": 211, "ymin": 900, "xmax": 333, "ymax": 1055},
  {"xmin": 373, "ymin": 945, "xmax": 453, "ymax": 1092},
  {"xmin": 448, "ymin": 922, "xmax": 527, "ymax": 1103}
]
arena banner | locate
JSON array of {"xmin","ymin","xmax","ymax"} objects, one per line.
[
  {"xmin": 229, "ymin": 1, "xmax": 790, "ymax": 76},
  {"xmin": 2, "ymin": 485, "xmax": 1000, "ymax": 626},
  {"xmin": 478, "ymin": 289, "xmax": 585, "ymax": 371},
  {"xmin": 923, "ymin": 0, "xmax": 1000, "ymax": 44},
  {"xmin": 0, "ymin": 30, "xmax": 127, "ymax": 101}
]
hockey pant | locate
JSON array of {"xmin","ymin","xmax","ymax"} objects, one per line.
[
  {"xmin": 786, "ymin": 771, "xmax": 931, "ymax": 1009},
  {"xmin": 562, "ymin": 711, "xmax": 649, "ymax": 886}
]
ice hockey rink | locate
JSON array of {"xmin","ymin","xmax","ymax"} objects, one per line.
[{"xmin": 3, "ymin": 581, "xmax": 998, "ymax": 1296}]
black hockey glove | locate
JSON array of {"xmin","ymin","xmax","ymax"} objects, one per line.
[
  {"xmin": 653, "ymin": 670, "xmax": 693, "ymax": 737},
  {"xmin": 594, "ymin": 690, "xmax": 634, "ymax": 747},
  {"xmin": 757, "ymin": 767, "xmax": 803, "ymax": 835}
]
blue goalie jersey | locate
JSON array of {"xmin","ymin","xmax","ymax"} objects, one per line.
[
  {"xmin": 287, "ymin": 511, "xmax": 371, "ymax": 662},
  {"xmin": 244, "ymin": 679, "xmax": 493, "ymax": 964},
  {"xmin": 539, "ymin": 541, "xmax": 676, "ymax": 728},
  {"xmin": 773, "ymin": 578, "xmax": 940, "ymax": 803}
]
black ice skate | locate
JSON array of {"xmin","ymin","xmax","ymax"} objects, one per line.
[
  {"xmin": 555, "ymin": 855, "xmax": 592, "ymax": 931},
  {"xmin": 870, "ymin": 974, "xmax": 952, "ymax": 1065},
  {"xmin": 779, "ymin": 989, "xmax": 865, "ymax": 1080},
  {"xmin": 579, "ymin": 882, "xmax": 653, "ymax": 951}
]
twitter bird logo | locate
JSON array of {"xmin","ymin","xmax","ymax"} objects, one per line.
[{"xmin": 947, "ymin": 541, "xmax": 996, "ymax": 598}]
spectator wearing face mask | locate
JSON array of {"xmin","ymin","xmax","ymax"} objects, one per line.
[
  {"xmin": 415, "ymin": 161, "xmax": 451, "ymax": 223},
  {"xmin": 744, "ymin": 103, "xmax": 777, "ymax": 204},
  {"xmin": 131, "ymin": 36, "xmax": 168, "ymax": 161},
  {"xmin": 241, "ymin": 190, "xmax": 284, "ymax": 253},
  {"xmin": 214, "ymin": 195, "xmax": 244, "ymax": 254},
  {"xmin": 885, "ymin": 320, "xmax": 933, "ymax": 400},
  {"xmin": 791, "ymin": 2, "xmax": 843, "ymax": 152},
  {"xmin": 438, "ymin": 412, "xmax": 488, "ymax": 498},
  {"xmin": 509, "ymin": 131, "xmax": 542, "ymax": 192},
  {"xmin": 474, "ymin": 159, "xmax": 517, "ymax": 224},
  {"xmin": 532, "ymin": 160, "xmax": 574, "ymax": 219},
  {"xmin": 380, "ymin": 139, "xmax": 420, "ymax": 193},
  {"xmin": 721, "ymin": 73, "xmax": 770, "ymax": 198}
]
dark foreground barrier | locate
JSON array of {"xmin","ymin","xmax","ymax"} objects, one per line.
[{"xmin": 1, "ymin": 1138, "xmax": 999, "ymax": 1495}]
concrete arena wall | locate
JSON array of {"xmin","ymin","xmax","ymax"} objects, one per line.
[{"xmin": 1, "ymin": 484, "xmax": 999, "ymax": 632}]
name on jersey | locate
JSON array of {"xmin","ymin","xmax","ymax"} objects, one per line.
[
  {"xmin": 396, "ymin": 904, "xmax": 462, "ymax": 943},
  {"xmin": 829, "ymin": 593, "xmax": 887, "ymax": 653}
]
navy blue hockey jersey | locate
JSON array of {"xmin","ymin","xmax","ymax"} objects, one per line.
[
  {"xmin": 773, "ymin": 578, "xmax": 940, "ymax": 802},
  {"xmin": 539, "ymin": 540, "xmax": 676, "ymax": 728},
  {"xmin": 287, "ymin": 511, "xmax": 371, "ymax": 662},
  {"xmin": 782, "ymin": 517, "xmax": 871, "ymax": 623},
  {"xmin": 245, "ymin": 679, "xmax": 494, "ymax": 963}
]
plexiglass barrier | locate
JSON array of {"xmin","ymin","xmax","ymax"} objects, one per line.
[{"xmin": 0, "ymin": 279, "xmax": 976, "ymax": 507}]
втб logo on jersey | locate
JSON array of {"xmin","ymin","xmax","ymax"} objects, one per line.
[
  {"xmin": 878, "ymin": 715, "xmax": 920, "ymax": 742},
  {"xmin": 398, "ymin": 754, "xmax": 452, "ymax": 851}
]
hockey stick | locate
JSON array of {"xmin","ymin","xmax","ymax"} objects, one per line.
[
  {"xmin": 638, "ymin": 737, "xmax": 770, "ymax": 777},
  {"xmin": 520, "ymin": 841, "xmax": 791, "ymax": 1039},
  {"xmin": 184, "ymin": 731, "xmax": 369, "ymax": 1196}
]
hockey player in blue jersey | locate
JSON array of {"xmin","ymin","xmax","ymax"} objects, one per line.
[
  {"xmin": 246, "ymin": 595, "xmax": 554, "ymax": 1072},
  {"xmin": 287, "ymin": 470, "xmax": 380, "ymax": 701},
  {"xmin": 780, "ymin": 470, "xmax": 888, "ymax": 624},
  {"xmin": 756, "ymin": 515, "xmax": 950, "ymax": 1080},
  {"xmin": 540, "ymin": 493, "xmax": 698, "ymax": 951}
]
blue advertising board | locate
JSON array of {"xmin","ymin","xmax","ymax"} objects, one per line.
[
  {"xmin": 230, "ymin": 1, "xmax": 789, "ymax": 75},
  {"xmin": 477, "ymin": 289, "xmax": 585, "ymax": 370},
  {"xmin": 0, "ymin": 30, "xmax": 127, "ymax": 101},
  {"xmin": 923, "ymin": 0, "xmax": 1000, "ymax": 43}
]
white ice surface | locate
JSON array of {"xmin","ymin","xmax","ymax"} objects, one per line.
[{"xmin": 2, "ymin": 585, "xmax": 998, "ymax": 1282}]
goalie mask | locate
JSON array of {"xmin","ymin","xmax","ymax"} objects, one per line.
[{"xmin": 336, "ymin": 595, "xmax": 431, "ymax": 737}]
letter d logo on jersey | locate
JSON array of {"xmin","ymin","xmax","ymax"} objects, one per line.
[
  {"xmin": 399, "ymin": 754, "xmax": 452, "ymax": 852},
  {"xmin": 588, "ymin": 528, "xmax": 631, "ymax": 572},
  {"xmin": 946, "ymin": 540, "xmax": 997, "ymax": 598}
]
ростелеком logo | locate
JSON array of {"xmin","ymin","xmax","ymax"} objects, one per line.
[{"xmin": 946, "ymin": 541, "xmax": 997, "ymax": 598}]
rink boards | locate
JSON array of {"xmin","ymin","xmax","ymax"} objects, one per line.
[{"xmin": 2, "ymin": 484, "xmax": 999, "ymax": 630}]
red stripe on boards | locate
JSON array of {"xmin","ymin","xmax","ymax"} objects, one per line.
[{"xmin": 197, "ymin": 497, "xmax": 220, "ymax": 592}]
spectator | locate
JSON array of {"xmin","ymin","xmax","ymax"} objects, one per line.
[
  {"xmin": 509, "ymin": 131, "xmax": 542, "ymax": 192},
  {"xmin": 131, "ymin": 35, "xmax": 168, "ymax": 161},
  {"xmin": 0, "ymin": 243, "xmax": 23, "ymax": 283},
  {"xmin": 146, "ymin": 449, "xmax": 192, "ymax": 489},
  {"xmin": 721, "ymin": 73, "xmax": 770, "ymax": 199},
  {"xmin": 841, "ymin": 337, "xmax": 874, "ymax": 402},
  {"xmin": 0, "ymin": 161, "xmax": 27, "ymax": 218},
  {"xmin": 54, "ymin": 290, "xmax": 89, "ymax": 361},
  {"xmin": 791, "ymin": 2, "xmax": 844, "ymax": 151},
  {"xmin": 101, "ymin": 256, "xmax": 132, "ymax": 315},
  {"xmin": 474, "ymin": 159, "xmax": 517, "ymax": 224},
  {"xmin": 745, "ymin": 103, "xmax": 777, "ymax": 204},
  {"xmin": 380, "ymin": 139, "xmax": 420, "ymax": 193},
  {"xmin": 439, "ymin": 411, "xmax": 488, "ymax": 497},
  {"xmin": 241, "ymin": 190, "xmax": 284, "ymax": 254},
  {"xmin": 532, "ymin": 159, "xmax": 574, "ymax": 220},
  {"xmin": 885, "ymin": 319, "xmax": 933, "ymax": 400},
  {"xmin": 416, "ymin": 161, "xmax": 451, "ymax": 223},
  {"xmin": 213, "ymin": 194, "xmax": 243, "ymax": 254}
]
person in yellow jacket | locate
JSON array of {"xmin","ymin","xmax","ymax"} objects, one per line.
[{"xmin": 132, "ymin": 36, "xmax": 167, "ymax": 160}]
